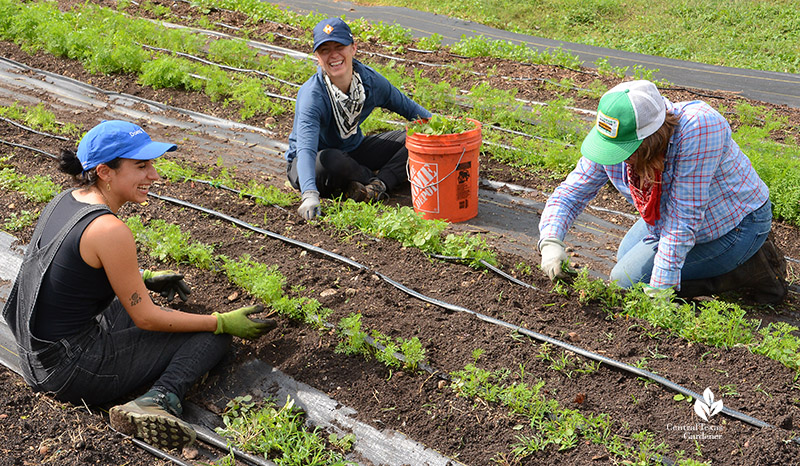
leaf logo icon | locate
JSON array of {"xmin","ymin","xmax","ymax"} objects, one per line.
[{"xmin": 693, "ymin": 387, "xmax": 724, "ymax": 422}]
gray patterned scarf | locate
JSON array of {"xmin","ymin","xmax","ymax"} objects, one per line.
[{"xmin": 324, "ymin": 71, "xmax": 365, "ymax": 139}]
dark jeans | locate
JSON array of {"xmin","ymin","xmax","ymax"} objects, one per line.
[
  {"xmin": 37, "ymin": 299, "xmax": 231, "ymax": 405},
  {"xmin": 288, "ymin": 129, "xmax": 408, "ymax": 197}
]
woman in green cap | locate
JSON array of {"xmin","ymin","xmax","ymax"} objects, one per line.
[{"xmin": 537, "ymin": 80, "xmax": 785, "ymax": 303}]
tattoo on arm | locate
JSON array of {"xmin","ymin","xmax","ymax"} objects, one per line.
[
  {"xmin": 160, "ymin": 306, "xmax": 173, "ymax": 313},
  {"xmin": 130, "ymin": 292, "xmax": 141, "ymax": 307}
]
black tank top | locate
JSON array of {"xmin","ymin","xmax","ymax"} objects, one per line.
[{"xmin": 33, "ymin": 192, "xmax": 115, "ymax": 341}]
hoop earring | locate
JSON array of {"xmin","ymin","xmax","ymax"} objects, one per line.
[{"xmin": 106, "ymin": 183, "xmax": 111, "ymax": 191}]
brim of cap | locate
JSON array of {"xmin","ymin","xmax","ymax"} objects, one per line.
[
  {"xmin": 121, "ymin": 141, "xmax": 177, "ymax": 161},
  {"xmin": 313, "ymin": 37, "xmax": 352, "ymax": 52},
  {"xmin": 580, "ymin": 127, "xmax": 643, "ymax": 165}
]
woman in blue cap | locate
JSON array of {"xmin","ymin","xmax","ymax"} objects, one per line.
[
  {"xmin": 3, "ymin": 120, "xmax": 274, "ymax": 450},
  {"xmin": 286, "ymin": 17, "xmax": 432, "ymax": 220},
  {"xmin": 537, "ymin": 80, "xmax": 786, "ymax": 303}
]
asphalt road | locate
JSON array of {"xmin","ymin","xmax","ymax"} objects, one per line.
[{"xmin": 267, "ymin": 0, "xmax": 800, "ymax": 109}]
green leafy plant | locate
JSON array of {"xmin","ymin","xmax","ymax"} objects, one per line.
[
  {"xmin": 126, "ymin": 216, "xmax": 215, "ymax": 268},
  {"xmin": 416, "ymin": 33, "xmax": 442, "ymax": 51},
  {"xmin": 216, "ymin": 395, "xmax": 354, "ymax": 465},
  {"xmin": 2, "ymin": 210, "xmax": 37, "ymax": 231},
  {"xmin": 336, "ymin": 313, "xmax": 368, "ymax": 356},
  {"xmin": 407, "ymin": 114, "xmax": 476, "ymax": 136},
  {"xmin": 399, "ymin": 337, "xmax": 425, "ymax": 370},
  {"xmin": 0, "ymin": 167, "xmax": 60, "ymax": 203}
]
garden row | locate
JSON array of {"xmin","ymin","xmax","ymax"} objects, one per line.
[
  {"xmin": 2, "ymin": 108, "xmax": 800, "ymax": 464},
  {"xmin": 3, "ymin": 0, "xmax": 800, "ymax": 224}
]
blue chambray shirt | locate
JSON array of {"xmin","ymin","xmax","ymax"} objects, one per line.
[{"xmin": 539, "ymin": 98, "xmax": 769, "ymax": 288}]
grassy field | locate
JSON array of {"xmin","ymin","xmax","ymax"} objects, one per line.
[{"xmin": 361, "ymin": 0, "xmax": 800, "ymax": 74}]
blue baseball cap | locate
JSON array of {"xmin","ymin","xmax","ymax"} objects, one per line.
[
  {"xmin": 77, "ymin": 120, "xmax": 177, "ymax": 171},
  {"xmin": 312, "ymin": 17, "xmax": 353, "ymax": 52}
]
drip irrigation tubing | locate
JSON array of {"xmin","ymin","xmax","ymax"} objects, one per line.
[
  {"xmin": 194, "ymin": 427, "xmax": 277, "ymax": 466},
  {"xmin": 110, "ymin": 428, "xmax": 196, "ymax": 466},
  {"xmin": 2, "ymin": 115, "xmax": 798, "ymax": 288},
  {"xmin": 0, "ymin": 117, "xmax": 70, "ymax": 141},
  {"xmin": 138, "ymin": 43, "xmax": 302, "ymax": 89},
  {"xmin": 137, "ymin": 15, "xmax": 601, "ymax": 115},
  {"xmin": 0, "ymin": 138, "xmax": 64, "ymax": 158},
  {"xmin": 428, "ymin": 253, "xmax": 537, "ymax": 290},
  {"xmin": 147, "ymin": 191, "xmax": 799, "ymax": 441},
  {"xmin": 4, "ymin": 136, "xmax": 800, "ymax": 453}
]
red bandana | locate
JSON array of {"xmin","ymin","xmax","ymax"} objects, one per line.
[{"xmin": 627, "ymin": 164, "xmax": 662, "ymax": 225}]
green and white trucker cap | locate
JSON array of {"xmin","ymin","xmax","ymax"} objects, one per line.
[{"xmin": 580, "ymin": 80, "xmax": 666, "ymax": 165}]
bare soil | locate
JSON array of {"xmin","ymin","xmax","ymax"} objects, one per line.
[{"xmin": 2, "ymin": 1, "xmax": 800, "ymax": 465}]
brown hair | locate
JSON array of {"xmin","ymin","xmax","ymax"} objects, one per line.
[
  {"xmin": 628, "ymin": 111, "xmax": 679, "ymax": 184},
  {"xmin": 58, "ymin": 149, "xmax": 122, "ymax": 186}
]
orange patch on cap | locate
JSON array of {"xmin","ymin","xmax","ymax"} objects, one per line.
[{"xmin": 323, "ymin": 24, "xmax": 333, "ymax": 34}]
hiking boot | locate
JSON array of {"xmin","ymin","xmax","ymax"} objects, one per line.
[
  {"xmin": 109, "ymin": 390, "xmax": 196, "ymax": 450},
  {"xmin": 364, "ymin": 178, "xmax": 389, "ymax": 202},
  {"xmin": 345, "ymin": 178, "xmax": 388, "ymax": 203},
  {"xmin": 678, "ymin": 233, "xmax": 787, "ymax": 304},
  {"xmin": 345, "ymin": 180, "xmax": 368, "ymax": 202}
]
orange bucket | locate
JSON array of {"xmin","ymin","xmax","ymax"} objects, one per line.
[{"xmin": 406, "ymin": 118, "xmax": 481, "ymax": 222}]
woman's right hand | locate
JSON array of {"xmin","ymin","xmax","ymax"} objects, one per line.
[
  {"xmin": 539, "ymin": 238, "xmax": 572, "ymax": 281},
  {"xmin": 212, "ymin": 305, "xmax": 276, "ymax": 339}
]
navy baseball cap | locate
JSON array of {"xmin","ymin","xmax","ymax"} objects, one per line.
[
  {"xmin": 312, "ymin": 17, "xmax": 354, "ymax": 52},
  {"xmin": 77, "ymin": 120, "xmax": 177, "ymax": 171}
]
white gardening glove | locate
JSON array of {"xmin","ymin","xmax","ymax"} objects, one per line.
[
  {"xmin": 644, "ymin": 284, "xmax": 675, "ymax": 300},
  {"xmin": 539, "ymin": 238, "xmax": 572, "ymax": 281},
  {"xmin": 298, "ymin": 190, "xmax": 321, "ymax": 220}
]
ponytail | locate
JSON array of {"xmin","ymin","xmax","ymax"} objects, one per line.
[{"xmin": 58, "ymin": 148, "xmax": 122, "ymax": 186}]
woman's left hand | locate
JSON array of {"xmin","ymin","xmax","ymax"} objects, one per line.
[{"xmin": 142, "ymin": 270, "xmax": 192, "ymax": 302}]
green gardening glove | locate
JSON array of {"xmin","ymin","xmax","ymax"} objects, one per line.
[
  {"xmin": 142, "ymin": 269, "xmax": 191, "ymax": 302},
  {"xmin": 212, "ymin": 305, "xmax": 276, "ymax": 340}
]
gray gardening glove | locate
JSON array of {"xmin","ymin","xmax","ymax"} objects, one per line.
[
  {"xmin": 298, "ymin": 190, "xmax": 321, "ymax": 220},
  {"xmin": 142, "ymin": 269, "xmax": 191, "ymax": 302},
  {"xmin": 539, "ymin": 238, "xmax": 574, "ymax": 281}
]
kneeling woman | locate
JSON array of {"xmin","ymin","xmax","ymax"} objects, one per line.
[
  {"xmin": 538, "ymin": 80, "xmax": 786, "ymax": 303},
  {"xmin": 3, "ymin": 120, "xmax": 273, "ymax": 449}
]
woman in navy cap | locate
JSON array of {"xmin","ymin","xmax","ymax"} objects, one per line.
[
  {"xmin": 286, "ymin": 17, "xmax": 432, "ymax": 219},
  {"xmin": 537, "ymin": 80, "xmax": 786, "ymax": 304},
  {"xmin": 3, "ymin": 120, "xmax": 274, "ymax": 450}
]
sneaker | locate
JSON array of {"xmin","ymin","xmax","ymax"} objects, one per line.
[{"xmin": 109, "ymin": 390, "xmax": 196, "ymax": 450}]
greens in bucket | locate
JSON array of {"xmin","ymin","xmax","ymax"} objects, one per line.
[{"xmin": 407, "ymin": 115, "xmax": 476, "ymax": 136}]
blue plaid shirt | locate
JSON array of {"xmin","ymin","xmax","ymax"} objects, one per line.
[{"xmin": 539, "ymin": 98, "xmax": 769, "ymax": 288}]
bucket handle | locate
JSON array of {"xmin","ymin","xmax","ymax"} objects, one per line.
[{"xmin": 406, "ymin": 146, "xmax": 467, "ymax": 190}]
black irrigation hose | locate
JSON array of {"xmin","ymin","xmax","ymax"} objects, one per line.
[
  {"xmin": 148, "ymin": 192, "xmax": 798, "ymax": 440},
  {"xmin": 137, "ymin": 43, "xmax": 302, "ymax": 89},
  {"xmin": 0, "ymin": 138, "xmax": 63, "ymax": 158},
  {"xmin": 0, "ymin": 117, "xmax": 70, "ymax": 141},
  {"xmin": 194, "ymin": 428, "xmax": 276, "ymax": 466},
  {"xmin": 658, "ymin": 86, "xmax": 726, "ymax": 101},
  {"xmin": 428, "ymin": 253, "xmax": 537, "ymax": 290},
  {"xmin": 5, "ymin": 112, "xmax": 798, "ymax": 441},
  {"xmin": 110, "ymin": 428, "xmax": 196, "ymax": 466}
]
